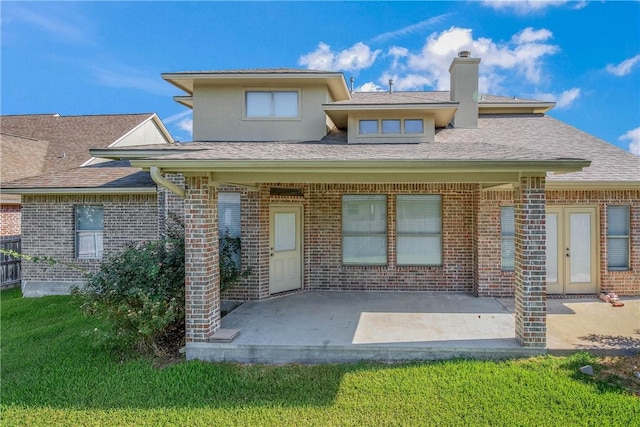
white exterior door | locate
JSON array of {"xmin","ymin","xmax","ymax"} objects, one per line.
[
  {"xmin": 269, "ymin": 205, "xmax": 303, "ymax": 294},
  {"xmin": 546, "ymin": 207, "xmax": 598, "ymax": 294}
]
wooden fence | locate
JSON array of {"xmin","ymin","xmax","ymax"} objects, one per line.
[{"xmin": 1, "ymin": 236, "xmax": 21, "ymax": 288}]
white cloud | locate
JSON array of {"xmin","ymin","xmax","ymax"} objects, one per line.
[
  {"xmin": 400, "ymin": 26, "xmax": 559, "ymax": 92},
  {"xmin": 177, "ymin": 118, "xmax": 193, "ymax": 135},
  {"xmin": 619, "ymin": 127, "xmax": 640, "ymax": 156},
  {"xmin": 370, "ymin": 14, "xmax": 451, "ymax": 43},
  {"xmin": 606, "ymin": 54, "xmax": 640, "ymax": 77},
  {"xmin": 534, "ymin": 88, "xmax": 580, "ymax": 108},
  {"xmin": 512, "ymin": 27, "xmax": 553, "ymax": 44},
  {"xmin": 163, "ymin": 110, "xmax": 192, "ymax": 124},
  {"xmin": 89, "ymin": 62, "xmax": 173, "ymax": 97},
  {"xmin": 388, "ymin": 46, "xmax": 409, "ymax": 70},
  {"xmin": 481, "ymin": 1, "xmax": 570, "ymax": 14},
  {"xmin": 380, "ymin": 72, "xmax": 433, "ymax": 91},
  {"xmin": 3, "ymin": 3, "xmax": 94, "ymax": 45},
  {"xmin": 298, "ymin": 42, "xmax": 381, "ymax": 72},
  {"xmin": 357, "ymin": 82, "xmax": 385, "ymax": 92}
]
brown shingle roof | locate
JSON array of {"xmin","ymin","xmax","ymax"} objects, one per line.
[
  {"xmin": 1, "ymin": 160, "xmax": 155, "ymax": 191},
  {"xmin": 123, "ymin": 115, "xmax": 637, "ymax": 183},
  {"xmin": 328, "ymin": 91, "xmax": 546, "ymax": 105},
  {"xmin": 0, "ymin": 133, "xmax": 49, "ymax": 182},
  {"xmin": 0, "ymin": 113, "xmax": 156, "ymax": 178},
  {"xmin": 436, "ymin": 115, "xmax": 640, "ymax": 182}
]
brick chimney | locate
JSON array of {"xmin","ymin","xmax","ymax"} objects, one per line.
[{"xmin": 449, "ymin": 51, "xmax": 481, "ymax": 129}]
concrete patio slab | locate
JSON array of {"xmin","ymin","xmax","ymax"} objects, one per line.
[
  {"xmin": 186, "ymin": 292, "xmax": 639, "ymax": 364},
  {"xmin": 187, "ymin": 291, "xmax": 541, "ymax": 364}
]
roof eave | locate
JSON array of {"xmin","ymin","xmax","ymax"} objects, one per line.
[
  {"xmin": 131, "ymin": 158, "xmax": 590, "ymax": 174},
  {"xmin": 1, "ymin": 187, "xmax": 157, "ymax": 195}
]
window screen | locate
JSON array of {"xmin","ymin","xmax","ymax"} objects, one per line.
[
  {"xmin": 75, "ymin": 206, "xmax": 103, "ymax": 259},
  {"xmin": 404, "ymin": 119, "xmax": 424, "ymax": 134},
  {"xmin": 219, "ymin": 193, "xmax": 241, "ymax": 268},
  {"xmin": 501, "ymin": 207, "xmax": 515, "ymax": 271},
  {"xmin": 246, "ymin": 91, "xmax": 298, "ymax": 117},
  {"xmin": 396, "ymin": 195, "xmax": 442, "ymax": 266},
  {"xmin": 342, "ymin": 195, "xmax": 387, "ymax": 265},
  {"xmin": 607, "ymin": 206, "xmax": 630, "ymax": 270}
]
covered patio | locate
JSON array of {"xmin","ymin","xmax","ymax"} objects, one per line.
[{"xmin": 188, "ymin": 291, "xmax": 639, "ymax": 364}]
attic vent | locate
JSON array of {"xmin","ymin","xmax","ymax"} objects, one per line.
[
  {"xmin": 458, "ymin": 51, "xmax": 471, "ymax": 58},
  {"xmin": 270, "ymin": 187, "xmax": 304, "ymax": 197}
]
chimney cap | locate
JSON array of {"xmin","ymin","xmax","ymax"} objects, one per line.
[{"xmin": 458, "ymin": 51, "xmax": 471, "ymax": 58}]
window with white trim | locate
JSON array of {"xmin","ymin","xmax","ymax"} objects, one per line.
[
  {"xmin": 358, "ymin": 119, "xmax": 424, "ymax": 135},
  {"xmin": 219, "ymin": 192, "xmax": 241, "ymax": 268},
  {"xmin": 342, "ymin": 195, "xmax": 387, "ymax": 265},
  {"xmin": 501, "ymin": 206, "xmax": 515, "ymax": 271},
  {"xmin": 246, "ymin": 91, "xmax": 298, "ymax": 118},
  {"xmin": 75, "ymin": 206, "xmax": 103, "ymax": 259},
  {"xmin": 396, "ymin": 195, "xmax": 442, "ymax": 266},
  {"xmin": 607, "ymin": 205, "xmax": 630, "ymax": 270}
]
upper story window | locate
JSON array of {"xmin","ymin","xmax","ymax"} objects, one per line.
[
  {"xmin": 358, "ymin": 119, "xmax": 424, "ymax": 135},
  {"xmin": 245, "ymin": 91, "xmax": 299, "ymax": 118},
  {"xmin": 76, "ymin": 205, "xmax": 103, "ymax": 259}
]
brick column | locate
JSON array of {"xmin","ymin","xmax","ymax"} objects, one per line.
[
  {"xmin": 514, "ymin": 176, "xmax": 546, "ymax": 347},
  {"xmin": 184, "ymin": 175, "xmax": 220, "ymax": 342}
]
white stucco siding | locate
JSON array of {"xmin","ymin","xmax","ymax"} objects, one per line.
[{"xmin": 193, "ymin": 83, "xmax": 331, "ymax": 141}]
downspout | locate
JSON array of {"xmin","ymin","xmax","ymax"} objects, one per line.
[{"xmin": 150, "ymin": 166, "xmax": 185, "ymax": 197}]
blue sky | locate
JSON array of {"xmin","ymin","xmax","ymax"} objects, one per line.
[{"xmin": 2, "ymin": 1, "xmax": 639, "ymax": 155}]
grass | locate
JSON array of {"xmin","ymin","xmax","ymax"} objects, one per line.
[{"xmin": 1, "ymin": 287, "xmax": 638, "ymax": 426}]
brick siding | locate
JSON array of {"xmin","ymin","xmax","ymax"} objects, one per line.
[
  {"xmin": 184, "ymin": 175, "xmax": 220, "ymax": 342},
  {"xmin": 20, "ymin": 194, "xmax": 158, "ymax": 283},
  {"xmin": 219, "ymin": 183, "xmax": 639, "ymax": 300},
  {"xmin": 514, "ymin": 176, "xmax": 547, "ymax": 347},
  {"xmin": 0, "ymin": 204, "xmax": 21, "ymax": 236},
  {"xmin": 548, "ymin": 189, "xmax": 640, "ymax": 296}
]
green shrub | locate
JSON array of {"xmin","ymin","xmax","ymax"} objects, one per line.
[
  {"xmin": 74, "ymin": 217, "xmax": 185, "ymax": 358},
  {"xmin": 219, "ymin": 229, "xmax": 252, "ymax": 292}
]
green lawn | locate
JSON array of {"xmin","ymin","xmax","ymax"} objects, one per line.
[{"xmin": 1, "ymin": 287, "xmax": 637, "ymax": 426}]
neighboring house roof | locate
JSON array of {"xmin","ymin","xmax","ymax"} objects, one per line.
[
  {"xmin": 0, "ymin": 113, "xmax": 173, "ymax": 201},
  {"xmin": 0, "ymin": 133, "xmax": 49, "ymax": 183},
  {"xmin": 0, "ymin": 113, "xmax": 171, "ymax": 175},
  {"xmin": 1, "ymin": 160, "xmax": 156, "ymax": 194}
]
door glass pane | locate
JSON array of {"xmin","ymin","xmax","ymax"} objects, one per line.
[
  {"xmin": 274, "ymin": 212, "xmax": 296, "ymax": 251},
  {"xmin": 546, "ymin": 213, "xmax": 558, "ymax": 283},
  {"xmin": 570, "ymin": 213, "xmax": 591, "ymax": 283}
]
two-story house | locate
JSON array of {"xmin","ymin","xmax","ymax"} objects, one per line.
[{"xmin": 4, "ymin": 53, "xmax": 638, "ymax": 361}]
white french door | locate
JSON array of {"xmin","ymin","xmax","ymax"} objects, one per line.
[{"xmin": 546, "ymin": 207, "xmax": 598, "ymax": 294}]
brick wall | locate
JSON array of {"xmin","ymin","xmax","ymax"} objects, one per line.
[
  {"xmin": 241, "ymin": 183, "xmax": 477, "ymax": 294},
  {"xmin": 514, "ymin": 176, "xmax": 547, "ymax": 347},
  {"xmin": 184, "ymin": 175, "xmax": 220, "ymax": 342},
  {"xmin": 474, "ymin": 190, "xmax": 515, "ymax": 297},
  {"xmin": 158, "ymin": 173, "xmax": 185, "ymax": 238},
  {"xmin": 548, "ymin": 189, "xmax": 640, "ymax": 296},
  {"xmin": 474, "ymin": 188, "xmax": 639, "ymax": 297},
  {"xmin": 20, "ymin": 194, "xmax": 158, "ymax": 284},
  {"xmin": 0, "ymin": 204, "xmax": 21, "ymax": 236}
]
